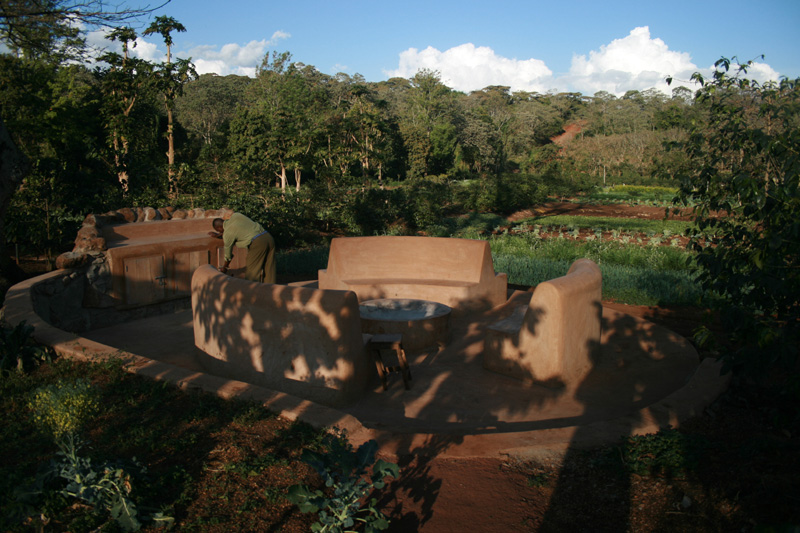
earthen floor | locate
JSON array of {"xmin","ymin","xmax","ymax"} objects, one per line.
[{"xmin": 81, "ymin": 289, "xmax": 728, "ymax": 459}]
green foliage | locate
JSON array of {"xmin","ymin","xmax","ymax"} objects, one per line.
[
  {"xmin": 453, "ymin": 173, "xmax": 547, "ymax": 214},
  {"xmin": 673, "ymin": 58, "xmax": 800, "ymax": 377},
  {"xmin": 17, "ymin": 379, "xmax": 172, "ymax": 531},
  {"xmin": 602, "ymin": 428, "xmax": 708, "ymax": 479},
  {"xmin": 607, "ymin": 185, "xmax": 677, "ymax": 198},
  {"xmin": 288, "ymin": 436, "xmax": 399, "ymax": 533},
  {"xmin": 516, "ymin": 214, "xmax": 692, "ymax": 236},
  {"xmin": 0, "ymin": 321, "xmax": 50, "ymax": 377},
  {"xmin": 490, "ymin": 235, "xmax": 705, "ymax": 306},
  {"xmin": 277, "ymin": 245, "xmax": 329, "ymax": 276}
]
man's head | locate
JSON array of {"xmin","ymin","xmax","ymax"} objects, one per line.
[{"xmin": 212, "ymin": 218, "xmax": 224, "ymax": 233}]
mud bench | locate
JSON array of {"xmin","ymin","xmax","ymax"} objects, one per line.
[{"xmin": 318, "ymin": 236, "xmax": 507, "ymax": 313}]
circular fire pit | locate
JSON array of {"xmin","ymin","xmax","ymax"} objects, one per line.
[{"xmin": 359, "ymin": 298, "xmax": 451, "ymax": 351}]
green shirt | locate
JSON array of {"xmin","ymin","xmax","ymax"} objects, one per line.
[{"xmin": 222, "ymin": 213, "xmax": 265, "ymax": 262}]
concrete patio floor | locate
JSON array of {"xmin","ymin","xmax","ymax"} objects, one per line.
[{"xmin": 76, "ymin": 287, "xmax": 730, "ymax": 459}]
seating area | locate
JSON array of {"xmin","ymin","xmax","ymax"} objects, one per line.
[
  {"xmin": 483, "ymin": 258, "xmax": 603, "ymax": 388},
  {"xmin": 318, "ymin": 236, "xmax": 508, "ymax": 313},
  {"xmin": 4, "ymin": 225, "xmax": 727, "ymax": 456}
]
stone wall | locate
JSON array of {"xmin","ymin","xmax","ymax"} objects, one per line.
[{"xmin": 56, "ymin": 205, "xmax": 232, "ymax": 270}]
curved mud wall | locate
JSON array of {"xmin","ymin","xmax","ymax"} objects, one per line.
[{"xmin": 191, "ymin": 265, "xmax": 371, "ymax": 407}]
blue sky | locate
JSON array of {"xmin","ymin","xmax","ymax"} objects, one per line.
[{"xmin": 103, "ymin": 0, "xmax": 799, "ymax": 95}]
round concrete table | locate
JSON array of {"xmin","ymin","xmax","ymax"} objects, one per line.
[{"xmin": 359, "ymin": 298, "xmax": 451, "ymax": 351}]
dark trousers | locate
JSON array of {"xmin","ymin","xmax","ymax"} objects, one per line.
[{"xmin": 246, "ymin": 232, "xmax": 276, "ymax": 283}]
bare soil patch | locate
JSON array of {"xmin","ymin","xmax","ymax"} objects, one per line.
[{"xmin": 509, "ymin": 201, "xmax": 693, "ymax": 222}]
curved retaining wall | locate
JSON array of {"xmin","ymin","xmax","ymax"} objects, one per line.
[{"xmin": 191, "ymin": 265, "xmax": 371, "ymax": 407}]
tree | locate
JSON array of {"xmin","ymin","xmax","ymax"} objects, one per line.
[
  {"xmin": 0, "ymin": 0, "xmax": 166, "ymax": 291},
  {"xmin": 174, "ymin": 73, "xmax": 252, "ymax": 188},
  {"xmin": 97, "ymin": 26, "xmax": 153, "ymax": 194},
  {"xmin": 144, "ymin": 15, "xmax": 195, "ymax": 197},
  {"xmin": 672, "ymin": 58, "xmax": 800, "ymax": 378},
  {"xmin": 399, "ymin": 69, "xmax": 460, "ymax": 178},
  {"xmin": 1, "ymin": 0, "xmax": 167, "ymax": 59}
]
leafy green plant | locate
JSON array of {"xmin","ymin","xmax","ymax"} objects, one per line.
[
  {"xmin": 672, "ymin": 58, "xmax": 800, "ymax": 377},
  {"xmin": 288, "ymin": 437, "xmax": 399, "ymax": 533},
  {"xmin": 17, "ymin": 380, "xmax": 172, "ymax": 531},
  {"xmin": 0, "ymin": 321, "xmax": 51, "ymax": 377}
]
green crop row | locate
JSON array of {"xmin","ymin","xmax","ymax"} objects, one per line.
[
  {"xmin": 489, "ymin": 234, "xmax": 694, "ymax": 272},
  {"xmin": 493, "ymin": 255, "xmax": 705, "ymax": 307}
]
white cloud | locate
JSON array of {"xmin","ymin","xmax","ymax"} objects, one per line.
[
  {"xmin": 86, "ymin": 28, "xmax": 289, "ymax": 76},
  {"xmin": 559, "ymin": 26, "xmax": 698, "ymax": 96},
  {"xmin": 385, "ymin": 26, "xmax": 782, "ymax": 97},
  {"xmin": 130, "ymin": 38, "xmax": 161, "ymax": 62},
  {"xmin": 738, "ymin": 61, "xmax": 780, "ymax": 84},
  {"xmin": 384, "ymin": 43, "xmax": 553, "ymax": 93},
  {"xmin": 183, "ymin": 31, "xmax": 291, "ymax": 76}
]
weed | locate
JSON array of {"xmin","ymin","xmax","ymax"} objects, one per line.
[
  {"xmin": 599, "ymin": 428, "xmax": 708, "ymax": 479},
  {"xmin": 0, "ymin": 321, "xmax": 51, "ymax": 377},
  {"xmin": 526, "ymin": 471, "xmax": 551, "ymax": 487},
  {"xmin": 15, "ymin": 379, "xmax": 172, "ymax": 531}
]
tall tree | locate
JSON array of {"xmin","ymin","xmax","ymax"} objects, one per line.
[
  {"xmin": 399, "ymin": 69, "xmax": 460, "ymax": 178},
  {"xmin": 97, "ymin": 26, "xmax": 153, "ymax": 194},
  {"xmin": 144, "ymin": 15, "xmax": 195, "ymax": 197},
  {"xmin": 0, "ymin": 0, "xmax": 166, "ymax": 290},
  {"xmin": 1, "ymin": 0, "xmax": 167, "ymax": 59}
]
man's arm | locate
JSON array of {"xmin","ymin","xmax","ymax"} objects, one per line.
[{"xmin": 220, "ymin": 231, "xmax": 235, "ymax": 273}]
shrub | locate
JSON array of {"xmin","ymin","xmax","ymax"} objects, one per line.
[
  {"xmin": 288, "ymin": 436, "xmax": 398, "ymax": 533},
  {"xmin": 673, "ymin": 58, "xmax": 800, "ymax": 377},
  {"xmin": 0, "ymin": 321, "xmax": 50, "ymax": 377}
]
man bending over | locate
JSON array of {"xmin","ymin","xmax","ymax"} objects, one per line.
[{"xmin": 209, "ymin": 213, "xmax": 276, "ymax": 283}]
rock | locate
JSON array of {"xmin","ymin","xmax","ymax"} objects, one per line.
[
  {"xmin": 135, "ymin": 207, "xmax": 145, "ymax": 221},
  {"xmin": 103, "ymin": 211, "xmax": 126, "ymax": 223},
  {"xmin": 117, "ymin": 207, "xmax": 136, "ymax": 222},
  {"xmin": 86, "ymin": 237, "xmax": 107, "ymax": 251},
  {"xmin": 218, "ymin": 207, "xmax": 234, "ymax": 219},
  {"xmin": 157, "ymin": 207, "xmax": 172, "ymax": 220},
  {"xmin": 143, "ymin": 207, "xmax": 161, "ymax": 221},
  {"xmin": 193, "ymin": 208, "xmax": 205, "ymax": 218},
  {"xmin": 56, "ymin": 252, "xmax": 91, "ymax": 270},
  {"xmin": 76, "ymin": 226, "xmax": 100, "ymax": 240},
  {"xmin": 172, "ymin": 209, "xmax": 187, "ymax": 219}
]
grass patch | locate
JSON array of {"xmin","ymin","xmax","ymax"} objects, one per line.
[
  {"xmin": 490, "ymin": 234, "xmax": 706, "ymax": 306},
  {"xmin": 583, "ymin": 185, "xmax": 679, "ymax": 204},
  {"xmin": 490, "ymin": 234, "xmax": 694, "ymax": 272},
  {"xmin": 493, "ymin": 255, "xmax": 704, "ymax": 306}
]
